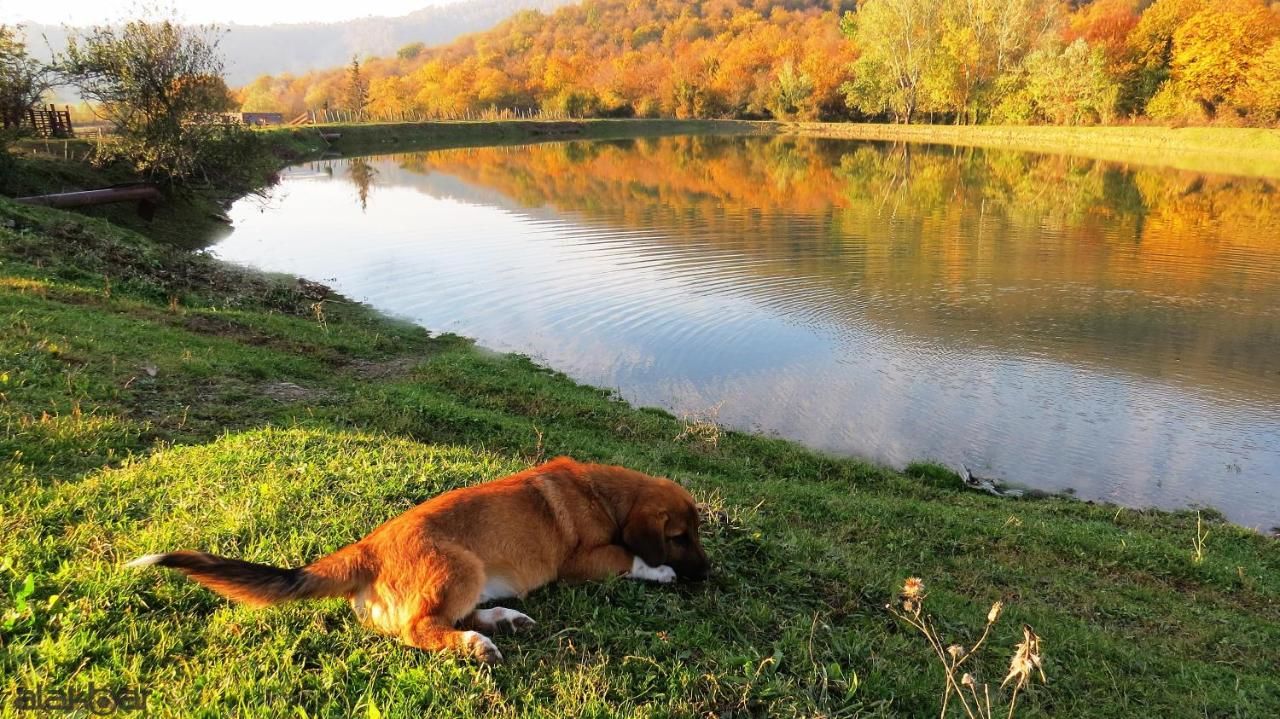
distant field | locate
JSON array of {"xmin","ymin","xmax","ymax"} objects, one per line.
[
  {"xmin": 16, "ymin": 119, "xmax": 1279, "ymax": 179},
  {"xmin": 259, "ymin": 119, "xmax": 1280, "ymax": 178}
]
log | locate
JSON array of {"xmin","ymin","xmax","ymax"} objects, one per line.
[{"xmin": 13, "ymin": 185, "xmax": 163, "ymax": 209}]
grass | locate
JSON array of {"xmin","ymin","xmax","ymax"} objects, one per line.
[
  {"xmin": 774, "ymin": 122, "xmax": 1280, "ymax": 179},
  {"xmin": 2, "ymin": 134, "xmax": 1279, "ymax": 718},
  {"xmin": 270, "ymin": 119, "xmax": 1280, "ymax": 179},
  {"xmin": 259, "ymin": 118, "xmax": 766, "ymax": 160}
]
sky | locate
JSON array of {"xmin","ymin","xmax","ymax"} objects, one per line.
[{"xmin": 4, "ymin": 0, "xmax": 460, "ymax": 27}]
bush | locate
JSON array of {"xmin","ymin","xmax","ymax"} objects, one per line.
[
  {"xmin": 60, "ymin": 15, "xmax": 239, "ymax": 185},
  {"xmin": 1, "ymin": 25, "xmax": 57, "ymax": 135},
  {"xmin": 1146, "ymin": 80, "xmax": 1209, "ymax": 125},
  {"xmin": 539, "ymin": 88, "xmax": 601, "ymax": 118}
]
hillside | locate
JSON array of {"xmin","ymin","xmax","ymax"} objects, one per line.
[
  {"xmin": 19, "ymin": 0, "xmax": 575, "ymax": 86},
  {"xmin": 237, "ymin": 0, "xmax": 858, "ymax": 120},
  {"xmin": 236, "ymin": 0, "xmax": 1280, "ymax": 125}
]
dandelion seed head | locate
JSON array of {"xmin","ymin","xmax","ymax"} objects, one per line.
[
  {"xmin": 1002, "ymin": 624, "xmax": 1045, "ymax": 690},
  {"xmin": 902, "ymin": 577, "xmax": 925, "ymax": 599}
]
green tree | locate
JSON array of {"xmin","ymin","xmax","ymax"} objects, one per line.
[
  {"xmin": 994, "ymin": 39, "xmax": 1119, "ymax": 125},
  {"xmin": 346, "ymin": 56, "xmax": 368, "ymax": 112},
  {"xmin": 841, "ymin": 1, "xmax": 942, "ymax": 123},
  {"xmin": 60, "ymin": 15, "xmax": 244, "ymax": 183},
  {"xmin": 396, "ymin": 42, "xmax": 425, "ymax": 61},
  {"xmin": 770, "ymin": 61, "xmax": 814, "ymax": 119},
  {"xmin": 1, "ymin": 25, "xmax": 58, "ymax": 133},
  {"xmin": 923, "ymin": 0, "xmax": 1063, "ymax": 123}
]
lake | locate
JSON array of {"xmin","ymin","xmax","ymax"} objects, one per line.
[{"xmin": 214, "ymin": 135, "xmax": 1280, "ymax": 528}]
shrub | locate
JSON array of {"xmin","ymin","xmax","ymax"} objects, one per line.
[
  {"xmin": 1145, "ymin": 79, "xmax": 1209, "ymax": 125},
  {"xmin": 59, "ymin": 14, "xmax": 240, "ymax": 185}
]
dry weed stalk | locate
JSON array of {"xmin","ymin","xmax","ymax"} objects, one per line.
[
  {"xmin": 311, "ymin": 301, "xmax": 328, "ymax": 332},
  {"xmin": 1192, "ymin": 511, "xmax": 1209, "ymax": 564},
  {"xmin": 887, "ymin": 578, "xmax": 1044, "ymax": 719},
  {"xmin": 674, "ymin": 401, "xmax": 724, "ymax": 450}
]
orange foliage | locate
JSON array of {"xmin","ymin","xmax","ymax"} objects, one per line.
[
  {"xmin": 239, "ymin": 0, "xmax": 854, "ymax": 120},
  {"xmin": 1171, "ymin": 0, "xmax": 1280, "ymax": 113},
  {"xmin": 235, "ymin": 0, "xmax": 1280, "ymax": 125},
  {"xmin": 1066, "ymin": 0, "xmax": 1142, "ymax": 69}
]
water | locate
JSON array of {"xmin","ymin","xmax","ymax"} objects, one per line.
[{"xmin": 214, "ymin": 136, "xmax": 1280, "ymax": 528}]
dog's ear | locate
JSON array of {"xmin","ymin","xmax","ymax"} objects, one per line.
[{"xmin": 623, "ymin": 507, "xmax": 668, "ymax": 567}]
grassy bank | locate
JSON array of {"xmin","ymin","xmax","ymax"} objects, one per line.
[
  {"xmin": 2, "ymin": 132, "xmax": 1279, "ymax": 718},
  {"xmin": 274, "ymin": 118, "xmax": 1280, "ymax": 178},
  {"xmin": 262, "ymin": 118, "xmax": 766, "ymax": 158},
  {"xmin": 773, "ymin": 122, "xmax": 1280, "ymax": 179}
]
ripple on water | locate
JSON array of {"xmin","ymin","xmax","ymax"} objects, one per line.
[{"xmin": 215, "ymin": 141, "xmax": 1280, "ymax": 528}]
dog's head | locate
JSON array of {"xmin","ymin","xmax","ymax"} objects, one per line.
[{"xmin": 621, "ymin": 477, "xmax": 711, "ymax": 581}]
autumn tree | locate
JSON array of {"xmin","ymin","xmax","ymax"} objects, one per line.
[
  {"xmin": 1234, "ymin": 38, "xmax": 1280, "ymax": 122},
  {"xmin": 1064, "ymin": 0, "xmax": 1144, "ymax": 114},
  {"xmin": 1127, "ymin": 0, "xmax": 1201, "ymax": 108},
  {"xmin": 346, "ymin": 56, "xmax": 368, "ymax": 112},
  {"xmin": 60, "ymin": 15, "xmax": 243, "ymax": 183},
  {"xmin": 224, "ymin": 0, "xmax": 1280, "ymax": 127},
  {"xmin": 1168, "ymin": 0, "xmax": 1279, "ymax": 116},
  {"xmin": 841, "ymin": 0, "xmax": 941, "ymax": 123},
  {"xmin": 771, "ymin": 60, "xmax": 815, "ymax": 119},
  {"xmin": 993, "ymin": 39, "xmax": 1119, "ymax": 124}
]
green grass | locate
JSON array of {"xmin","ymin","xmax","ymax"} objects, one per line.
[
  {"xmin": 2, "ymin": 144, "xmax": 1279, "ymax": 718},
  {"xmin": 263, "ymin": 119, "xmax": 1280, "ymax": 179},
  {"xmin": 776, "ymin": 122, "xmax": 1280, "ymax": 179},
  {"xmin": 260, "ymin": 118, "xmax": 766, "ymax": 159}
]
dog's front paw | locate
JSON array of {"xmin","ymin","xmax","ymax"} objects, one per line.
[
  {"xmin": 461, "ymin": 630, "xmax": 504, "ymax": 664},
  {"xmin": 627, "ymin": 556, "xmax": 677, "ymax": 584}
]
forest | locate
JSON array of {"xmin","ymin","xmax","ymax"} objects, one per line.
[{"xmin": 236, "ymin": 0, "xmax": 1280, "ymax": 126}]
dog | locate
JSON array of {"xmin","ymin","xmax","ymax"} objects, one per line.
[{"xmin": 127, "ymin": 457, "xmax": 710, "ymax": 662}]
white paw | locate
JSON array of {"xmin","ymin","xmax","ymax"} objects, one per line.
[
  {"xmin": 627, "ymin": 556, "xmax": 677, "ymax": 584},
  {"xmin": 472, "ymin": 607, "xmax": 536, "ymax": 633},
  {"xmin": 461, "ymin": 630, "xmax": 503, "ymax": 664}
]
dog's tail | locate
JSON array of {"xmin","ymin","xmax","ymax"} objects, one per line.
[{"xmin": 126, "ymin": 543, "xmax": 371, "ymax": 608}]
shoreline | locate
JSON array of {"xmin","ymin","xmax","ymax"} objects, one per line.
[
  {"xmin": 260, "ymin": 119, "xmax": 1280, "ymax": 180},
  {"xmin": 771, "ymin": 121, "xmax": 1280, "ymax": 179}
]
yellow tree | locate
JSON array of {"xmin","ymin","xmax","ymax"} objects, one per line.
[
  {"xmin": 1170, "ymin": 0, "xmax": 1279, "ymax": 115},
  {"xmin": 1233, "ymin": 38, "xmax": 1280, "ymax": 121},
  {"xmin": 365, "ymin": 76, "xmax": 411, "ymax": 119},
  {"xmin": 842, "ymin": 0, "xmax": 943, "ymax": 123},
  {"xmin": 920, "ymin": 0, "xmax": 1063, "ymax": 123},
  {"xmin": 1129, "ymin": 0, "xmax": 1203, "ymax": 103}
]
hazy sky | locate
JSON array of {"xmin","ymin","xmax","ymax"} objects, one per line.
[{"xmin": 4, "ymin": 0, "xmax": 460, "ymax": 26}]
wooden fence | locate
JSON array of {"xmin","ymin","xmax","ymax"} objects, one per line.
[
  {"xmin": 25, "ymin": 105, "xmax": 75, "ymax": 138},
  {"xmin": 288, "ymin": 106, "xmax": 584, "ymax": 125}
]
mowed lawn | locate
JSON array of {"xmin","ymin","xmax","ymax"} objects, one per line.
[{"xmin": 2, "ymin": 196, "xmax": 1278, "ymax": 718}]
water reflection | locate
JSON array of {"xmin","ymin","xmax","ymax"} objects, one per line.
[{"xmin": 216, "ymin": 136, "xmax": 1280, "ymax": 528}]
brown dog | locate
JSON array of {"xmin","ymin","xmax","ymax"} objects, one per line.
[{"xmin": 127, "ymin": 457, "xmax": 709, "ymax": 662}]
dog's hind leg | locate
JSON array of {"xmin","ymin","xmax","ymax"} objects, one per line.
[
  {"xmin": 404, "ymin": 614, "xmax": 503, "ymax": 663},
  {"xmin": 396, "ymin": 542, "xmax": 504, "ymax": 662},
  {"xmin": 461, "ymin": 607, "xmax": 536, "ymax": 634}
]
